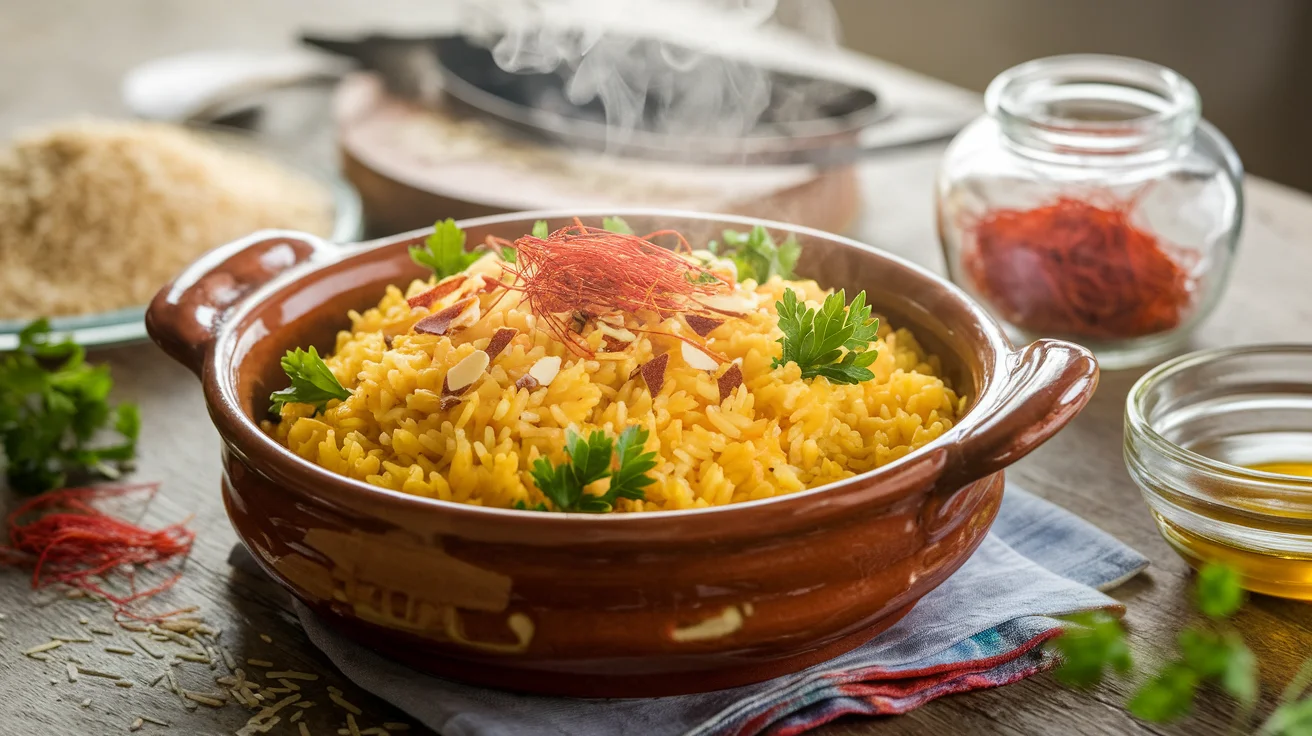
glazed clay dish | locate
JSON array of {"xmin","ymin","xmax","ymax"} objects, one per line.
[{"xmin": 146, "ymin": 210, "xmax": 1097, "ymax": 697}]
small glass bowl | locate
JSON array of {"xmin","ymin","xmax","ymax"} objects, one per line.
[{"xmin": 1126, "ymin": 345, "xmax": 1312, "ymax": 599}]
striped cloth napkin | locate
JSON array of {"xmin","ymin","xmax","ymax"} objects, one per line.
[{"xmin": 245, "ymin": 485, "xmax": 1146, "ymax": 736}]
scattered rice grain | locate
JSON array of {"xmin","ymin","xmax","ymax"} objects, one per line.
[{"xmin": 24, "ymin": 640, "xmax": 63, "ymax": 655}]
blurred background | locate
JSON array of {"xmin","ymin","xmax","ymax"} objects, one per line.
[
  {"xmin": 834, "ymin": 0, "xmax": 1312, "ymax": 193},
  {"xmin": 4, "ymin": 0, "xmax": 1310, "ymax": 190}
]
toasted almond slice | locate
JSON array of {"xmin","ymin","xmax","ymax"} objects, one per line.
[
  {"xmin": 414, "ymin": 296, "xmax": 479, "ymax": 336},
  {"xmin": 515, "ymin": 375, "xmax": 539, "ymax": 391},
  {"xmin": 717, "ymin": 363, "xmax": 744, "ymax": 401},
  {"xmin": 526, "ymin": 356, "xmax": 561, "ymax": 388},
  {"xmin": 681, "ymin": 341, "xmax": 720, "ymax": 371},
  {"xmin": 444, "ymin": 350, "xmax": 490, "ymax": 394},
  {"xmin": 477, "ymin": 274, "xmax": 503, "ymax": 294},
  {"xmin": 640, "ymin": 353, "xmax": 669, "ymax": 396},
  {"xmin": 685, "ymin": 314, "xmax": 725, "ymax": 337},
  {"xmin": 697, "ymin": 293, "xmax": 756, "ymax": 315},
  {"xmin": 596, "ymin": 322, "xmax": 637, "ymax": 344},
  {"xmin": 406, "ymin": 275, "xmax": 467, "ymax": 309},
  {"xmin": 601, "ymin": 335, "xmax": 630, "ymax": 353},
  {"xmin": 484, "ymin": 327, "xmax": 518, "ymax": 361}
]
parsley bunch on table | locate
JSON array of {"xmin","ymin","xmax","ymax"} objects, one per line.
[
  {"xmin": 269, "ymin": 347, "xmax": 350, "ymax": 415},
  {"xmin": 709, "ymin": 225, "xmax": 801, "ymax": 283},
  {"xmin": 1051, "ymin": 563, "xmax": 1312, "ymax": 733},
  {"xmin": 772, "ymin": 288, "xmax": 880, "ymax": 385},
  {"xmin": 525, "ymin": 425, "xmax": 658, "ymax": 513},
  {"xmin": 0, "ymin": 320, "xmax": 140, "ymax": 494},
  {"xmin": 410, "ymin": 218, "xmax": 478, "ymax": 279}
]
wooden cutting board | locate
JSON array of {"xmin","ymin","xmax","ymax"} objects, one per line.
[{"xmin": 334, "ymin": 73, "xmax": 861, "ymax": 237}]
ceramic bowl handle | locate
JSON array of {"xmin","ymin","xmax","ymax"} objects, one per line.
[
  {"xmin": 147, "ymin": 230, "xmax": 333, "ymax": 377},
  {"xmin": 944, "ymin": 339, "xmax": 1099, "ymax": 491}
]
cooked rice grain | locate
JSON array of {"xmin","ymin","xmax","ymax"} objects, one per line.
[{"xmin": 270, "ymin": 274, "xmax": 965, "ymax": 512}]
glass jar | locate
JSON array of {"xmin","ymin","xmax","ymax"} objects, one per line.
[{"xmin": 936, "ymin": 55, "xmax": 1243, "ymax": 370}]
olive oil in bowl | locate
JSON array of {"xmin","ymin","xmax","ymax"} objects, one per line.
[{"xmin": 1126, "ymin": 346, "xmax": 1312, "ymax": 599}]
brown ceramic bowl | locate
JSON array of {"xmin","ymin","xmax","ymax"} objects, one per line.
[{"xmin": 146, "ymin": 210, "xmax": 1097, "ymax": 698}]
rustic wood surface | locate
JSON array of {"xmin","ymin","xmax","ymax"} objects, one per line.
[{"xmin": 4, "ymin": 2, "xmax": 1312, "ymax": 735}]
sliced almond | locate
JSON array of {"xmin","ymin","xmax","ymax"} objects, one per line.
[
  {"xmin": 717, "ymin": 363, "xmax": 744, "ymax": 402},
  {"xmin": 515, "ymin": 375, "xmax": 539, "ymax": 391},
  {"xmin": 527, "ymin": 356, "xmax": 562, "ymax": 389},
  {"xmin": 439, "ymin": 395, "xmax": 464, "ymax": 411},
  {"xmin": 444, "ymin": 350, "xmax": 490, "ymax": 394},
  {"xmin": 697, "ymin": 293, "xmax": 756, "ymax": 315},
  {"xmin": 484, "ymin": 328, "xmax": 518, "ymax": 361},
  {"xmin": 477, "ymin": 274, "xmax": 503, "ymax": 294},
  {"xmin": 414, "ymin": 297, "xmax": 479, "ymax": 336},
  {"xmin": 597, "ymin": 313, "xmax": 625, "ymax": 327},
  {"xmin": 596, "ymin": 322, "xmax": 637, "ymax": 343},
  {"xmin": 681, "ymin": 341, "xmax": 720, "ymax": 371},
  {"xmin": 601, "ymin": 335, "xmax": 630, "ymax": 353},
  {"xmin": 685, "ymin": 314, "xmax": 725, "ymax": 337},
  {"xmin": 640, "ymin": 353, "xmax": 669, "ymax": 396},
  {"xmin": 406, "ymin": 275, "xmax": 467, "ymax": 309}
]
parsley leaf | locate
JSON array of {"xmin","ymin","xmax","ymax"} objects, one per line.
[
  {"xmin": 602, "ymin": 216, "xmax": 634, "ymax": 235},
  {"xmin": 605, "ymin": 425, "xmax": 658, "ymax": 507},
  {"xmin": 0, "ymin": 319, "xmax": 140, "ymax": 493},
  {"xmin": 526, "ymin": 426, "xmax": 655, "ymax": 512},
  {"xmin": 1052, "ymin": 611, "xmax": 1133, "ymax": 688},
  {"xmin": 1129, "ymin": 662, "xmax": 1201, "ymax": 722},
  {"xmin": 269, "ymin": 347, "xmax": 350, "ymax": 414},
  {"xmin": 1196, "ymin": 563, "xmax": 1245, "ymax": 619},
  {"xmin": 772, "ymin": 288, "xmax": 880, "ymax": 385},
  {"xmin": 714, "ymin": 226, "xmax": 801, "ymax": 282},
  {"xmin": 1048, "ymin": 562, "xmax": 1266, "ymax": 728},
  {"xmin": 409, "ymin": 218, "xmax": 478, "ymax": 278},
  {"xmin": 532, "ymin": 220, "xmax": 550, "ymax": 239}
]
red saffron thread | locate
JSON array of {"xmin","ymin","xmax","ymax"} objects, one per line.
[
  {"xmin": 0, "ymin": 482, "xmax": 196, "ymax": 621},
  {"xmin": 962, "ymin": 194, "xmax": 1195, "ymax": 340},
  {"xmin": 492, "ymin": 220, "xmax": 730, "ymax": 357}
]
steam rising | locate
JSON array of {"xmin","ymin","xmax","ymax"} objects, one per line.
[{"xmin": 463, "ymin": 0, "xmax": 842, "ymax": 148}]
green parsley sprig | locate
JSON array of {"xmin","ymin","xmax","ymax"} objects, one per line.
[
  {"xmin": 602, "ymin": 216, "xmax": 634, "ymax": 235},
  {"xmin": 772, "ymin": 288, "xmax": 880, "ymax": 385},
  {"xmin": 0, "ymin": 319, "xmax": 140, "ymax": 493},
  {"xmin": 526, "ymin": 425, "xmax": 657, "ymax": 513},
  {"xmin": 269, "ymin": 347, "xmax": 350, "ymax": 415},
  {"xmin": 1049, "ymin": 563, "xmax": 1312, "ymax": 732},
  {"xmin": 410, "ymin": 218, "xmax": 478, "ymax": 279},
  {"xmin": 709, "ymin": 225, "xmax": 801, "ymax": 283}
]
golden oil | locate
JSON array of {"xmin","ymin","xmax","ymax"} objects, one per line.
[
  {"xmin": 1249, "ymin": 461, "xmax": 1312, "ymax": 478},
  {"xmin": 1154, "ymin": 513, "xmax": 1312, "ymax": 600},
  {"xmin": 1149, "ymin": 460, "xmax": 1312, "ymax": 600}
]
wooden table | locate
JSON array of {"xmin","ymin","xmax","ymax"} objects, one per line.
[{"xmin": 5, "ymin": 2, "xmax": 1312, "ymax": 734}]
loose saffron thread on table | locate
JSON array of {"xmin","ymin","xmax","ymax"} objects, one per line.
[
  {"xmin": 962, "ymin": 194, "xmax": 1195, "ymax": 340},
  {"xmin": 0, "ymin": 482, "xmax": 196, "ymax": 621},
  {"xmin": 488, "ymin": 219, "xmax": 732, "ymax": 358}
]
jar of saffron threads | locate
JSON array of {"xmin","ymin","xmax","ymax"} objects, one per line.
[{"xmin": 935, "ymin": 55, "xmax": 1243, "ymax": 369}]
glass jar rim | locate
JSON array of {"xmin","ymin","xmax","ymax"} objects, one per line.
[
  {"xmin": 1126, "ymin": 344, "xmax": 1312, "ymax": 508},
  {"xmin": 986, "ymin": 54, "xmax": 1201, "ymax": 159}
]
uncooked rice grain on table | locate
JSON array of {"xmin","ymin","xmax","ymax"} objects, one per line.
[
  {"xmin": 0, "ymin": 119, "xmax": 333, "ymax": 320},
  {"xmin": 271, "ymin": 255, "xmax": 967, "ymax": 512}
]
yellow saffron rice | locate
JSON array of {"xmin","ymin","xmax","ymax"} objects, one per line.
[{"xmin": 268, "ymin": 257, "xmax": 965, "ymax": 512}]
